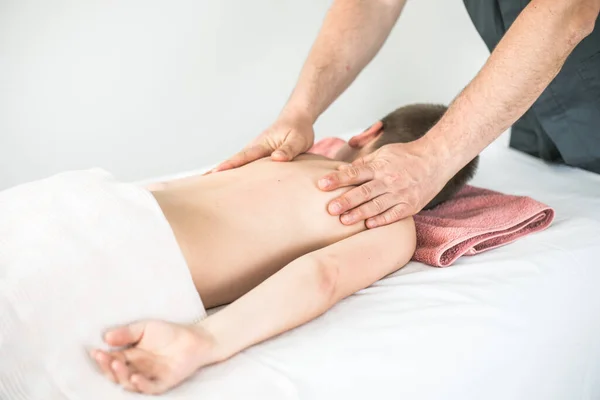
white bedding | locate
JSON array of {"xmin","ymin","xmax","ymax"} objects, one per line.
[
  {"xmin": 140, "ymin": 132, "xmax": 600, "ymax": 400},
  {"xmin": 0, "ymin": 169, "xmax": 206, "ymax": 400},
  {"xmin": 3, "ymin": 132, "xmax": 598, "ymax": 400}
]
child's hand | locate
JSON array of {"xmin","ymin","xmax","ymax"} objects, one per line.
[{"xmin": 91, "ymin": 320, "xmax": 218, "ymax": 395}]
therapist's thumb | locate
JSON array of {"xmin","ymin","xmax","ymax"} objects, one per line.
[{"xmin": 272, "ymin": 133, "xmax": 311, "ymax": 161}]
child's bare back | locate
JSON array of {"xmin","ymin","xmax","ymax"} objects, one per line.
[{"xmin": 151, "ymin": 153, "xmax": 367, "ymax": 308}]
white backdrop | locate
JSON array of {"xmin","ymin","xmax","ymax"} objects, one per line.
[{"xmin": 0, "ymin": 0, "xmax": 489, "ymax": 189}]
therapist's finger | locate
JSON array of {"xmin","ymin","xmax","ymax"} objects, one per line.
[
  {"xmin": 213, "ymin": 144, "xmax": 271, "ymax": 172},
  {"xmin": 272, "ymin": 134, "xmax": 308, "ymax": 161},
  {"xmin": 366, "ymin": 202, "xmax": 412, "ymax": 228},
  {"xmin": 331, "ymin": 182, "xmax": 389, "ymax": 221},
  {"xmin": 340, "ymin": 193, "xmax": 399, "ymax": 225},
  {"xmin": 337, "ymin": 152, "xmax": 376, "ymax": 171},
  {"xmin": 318, "ymin": 163, "xmax": 376, "ymax": 192}
]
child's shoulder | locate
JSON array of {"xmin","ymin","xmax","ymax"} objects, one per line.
[{"xmin": 292, "ymin": 153, "xmax": 349, "ymax": 169}]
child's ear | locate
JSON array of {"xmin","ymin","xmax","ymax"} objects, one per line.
[{"xmin": 348, "ymin": 121, "xmax": 384, "ymax": 148}]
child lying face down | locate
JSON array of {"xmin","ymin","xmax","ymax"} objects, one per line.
[{"xmin": 91, "ymin": 103, "xmax": 479, "ymax": 394}]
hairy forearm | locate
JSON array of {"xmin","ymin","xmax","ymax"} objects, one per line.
[
  {"xmin": 427, "ymin": 0, "xmax": 599, "ymax": 176},
  {"xmin": 284, "ymin": 0, "xmax": 406, "ymax": 122},
  {"xmin": 196, "ymin": 256, "xmax": 333, "ymax": 362}
]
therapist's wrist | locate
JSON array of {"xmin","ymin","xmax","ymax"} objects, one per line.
[
  {"xmin": 414, "ymin": 128, "xmax": 459, "ymax": 184},
  {"xmin": 423, "ymin": 122, "xmax": 477, "ymax": 180},
  {"xmin": 280, "ymin": 102, "xmax": 319, "ymax": 126}
]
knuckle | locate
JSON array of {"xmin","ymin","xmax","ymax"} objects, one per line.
[
  {"xmin": 384, "ymin": 172, "xmax": 402, "ymax": 187},
  {"xmin": 391, "ymin": 171, "xmax": 403, "ymax": 182},
  {"xmin": 388, "ymin": 208, "xmax": 403, "ymax": 222},
  {"xmin": 346, "ymin": 166, "xmax": 361, "ymax": 179},
  {"xmin": 359, "ymin": 184, "xmax": 372, "ymax": 199},
  {"xmin": 383, "ymin": 212, "xmax": 395, "ymax": 225},
  {"xmin": 371, "ymin": 197, "xmax": 386, "ymax": 213},
  {"xmin": 338, "ymin": 195, "xmax": 351, "ymax": 208},
  {"xmin": 374, "ymin": 179, "xmax": 388, "ymax": 193},
  {"xmin": 240, "ymin": 149, "xmax": 251, "ymax": 159},
  {"xmin": 366, "ymin": 164, "xmax": 378, "ymax": 173},
  {"xmin": 369, "ymin": 159, "xmax": 386, "ymax": 171},
  {"xmin": 349, "ymin": 207, "xmax": 365, "ymax": 220}
]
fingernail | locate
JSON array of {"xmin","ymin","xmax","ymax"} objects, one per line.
[
  {"xmin": 366, "ymin": 219, "xmax": 377, "ymax": 228},
  {"xmin": 329, "ymin": 202, "xmax": 341, "ymax": 214},
  {"xmin": 341, "ymin": 214, "xmax": 354, "ymax": 224},
  {"xmin": 318, "ymin": 179, "xmax": 331, "ymax": 189},
  {"xmin": 273, "ymin": 151, "xmax": 286, "ymax": 159}
]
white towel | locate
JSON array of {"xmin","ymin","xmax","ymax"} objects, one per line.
[{"xmin": 0, "ymin": 169, "xmax": 206, "ymax": 400}]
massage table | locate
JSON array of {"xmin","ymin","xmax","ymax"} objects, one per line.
[
  {"xmin": 134, "ymin": 131, "xmax": 600, "ymax": 400},
  {"xmin": 2, "ymin": 131, "xmax": 598, "ymax": 400}
]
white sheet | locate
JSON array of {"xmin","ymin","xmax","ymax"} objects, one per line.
[
  {"xmin": 139, "ymin": 132, "xmax": 600, "ymax": 400},
  {"xmin": 0, "ymin": 169, "xmax": 206, "ymax": 400},
  {"xmin": 4, "ymin": 132, "xmax": 598, "ymax": 400}
]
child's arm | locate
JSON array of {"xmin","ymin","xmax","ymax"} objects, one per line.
[
  {"xmin": 92, "ymin": 217, "xmax": 415, "ymax": 394},
  {"xmin": 202, "ymin": 217, "xmax": 416, "ymax": 360}
]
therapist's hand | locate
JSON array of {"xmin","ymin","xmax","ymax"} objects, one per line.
[
  {"xmin": 318, "ymin": 138, "xmax": 452, "ymax": 228},
  {"xmin": 212, "ymin": 111, "xmax": 315, "ymax": 173}
]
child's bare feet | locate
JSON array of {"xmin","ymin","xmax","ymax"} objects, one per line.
[{"xmin": 91, "ymin": 320, "xmax": 219, "ymax": 394}]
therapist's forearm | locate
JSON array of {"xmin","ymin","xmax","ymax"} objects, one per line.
[
  {"xmin": 282, "ymin": 0, "xmax": 406, "ymax": 122},
  {"xmin": 426, "ymin": 0, "xmax": 599, "ymax": 176}
]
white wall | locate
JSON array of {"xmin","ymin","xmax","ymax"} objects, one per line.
[{"xmin": 0, "ymin": 0, "xmax": 489, "ymax": 189}]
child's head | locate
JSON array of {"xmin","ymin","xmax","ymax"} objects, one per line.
[
  {"xmin": 334, "ymin": 103, "xmax": 479, "ymax": 210},
  {"xmin": 334, "ymin": 104, "xmax": 449, "ymax": 162}
]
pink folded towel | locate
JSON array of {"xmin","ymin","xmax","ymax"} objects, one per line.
[
  {"xmin": 413, "ymin": 185, "xmax": 554, "ymax": 267},
  {"xmin": 308, "ymin": 137, "xmax": 555, "ymax": 267}
]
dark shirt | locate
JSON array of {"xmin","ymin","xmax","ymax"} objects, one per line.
[{"xmin": 463, "ymin": 0, "xmax": 600, "ymax": 173}]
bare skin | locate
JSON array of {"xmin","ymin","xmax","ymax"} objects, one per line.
[
  {"xmin": 214, "ymin": 0, "xmax": 600, "ymax": 228},
  {"xmin": 90, "ymin": 133, "xmax": 416, "ymax": 394},
  {"xmin": 151, "ymin": 153, "xmax": 365, "ymax": 309}
]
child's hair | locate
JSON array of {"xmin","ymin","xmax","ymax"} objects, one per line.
[{"xmin": 373, "ymin": 103, "xmax": 479, "ymax": 210}]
